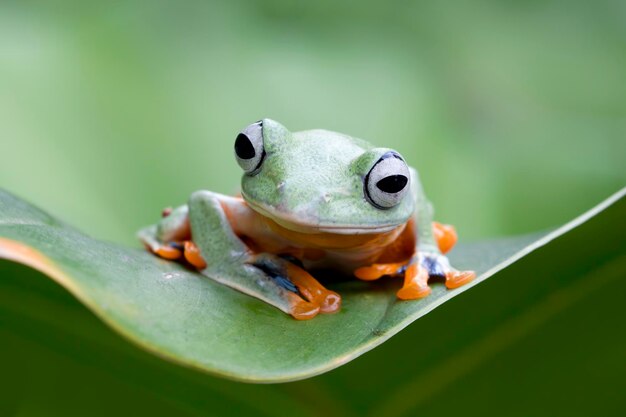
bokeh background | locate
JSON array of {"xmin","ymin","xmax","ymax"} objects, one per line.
[{"xmin": 1, "ymin": 0, "xmax": 624, "ymax": 247}]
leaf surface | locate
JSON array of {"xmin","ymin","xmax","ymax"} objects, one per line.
[{"xmin": 0, "ymin": 188, "xmax": 623, "ymax": 383}]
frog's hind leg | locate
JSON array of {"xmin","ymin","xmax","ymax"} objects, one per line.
[
  {"xmin": 252, "ymin": 254, "xmax": 341, "ymax": 314},
  {"xmin": 188, "ymin": 191, "xmax": 334, "ymax": 320}
]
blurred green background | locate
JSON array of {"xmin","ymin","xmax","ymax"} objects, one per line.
[
  {"xmin": 1, "ymin": 2, "xmax": 625, "ymax": 416},
  {"xmin": 1, "ymin": 0, "xmax": 624, "ymax": 246}
]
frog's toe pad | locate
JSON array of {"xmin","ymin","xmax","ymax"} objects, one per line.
[
  {"xmin": 397, "ymin": 283, "xmax": 432, "ymax": 300},
  {"xmin": 433, "ymin": 222, "xmax": 458, "ymax": 254},
  {"xmin": 354, "ymin": 262, "xmax": 405, "ymax": 281},
  {"xmin": 183, "ymin": 241, "xmax": 207, "ymax": 269},
  {"xmin": 445, "ymin": 270, "xmax": 476, "ymax": 289},
  {"xmin": 320, "ymin": 291, "xmax": 341, "ymax": 313},
  {"xmin": 154, "ymin": 243, "xmax": 183, "ymax": 260}
]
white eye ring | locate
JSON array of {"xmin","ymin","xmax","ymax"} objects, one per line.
[
  {"xmin": 234, "ymin": 121, "xmax": 264, "ymax": 175},
  {"xmin": 365, "ymin": 152, "xmax": 410, "ymax": 209}
]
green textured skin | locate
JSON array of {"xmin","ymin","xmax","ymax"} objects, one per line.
[
  {"xmin": 187, "ymin": 191, "xmax": 298, "ymax": 314},
  {"xmin": 240, "ymin": 119, "xmax": 416, "ymax": 230}
]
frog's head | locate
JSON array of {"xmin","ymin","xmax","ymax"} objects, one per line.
[{"xmin": 234, "ymin": 119, "xmax": 415, "ymax": 234}]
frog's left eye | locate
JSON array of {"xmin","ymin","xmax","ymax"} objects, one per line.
[
  {"xmin": 364, "ymin": 151, "xmax": 410, "ymax": 209},
  {"xmin": 234, "ymin": 121, "xmax": 265, "ymax": 175}
]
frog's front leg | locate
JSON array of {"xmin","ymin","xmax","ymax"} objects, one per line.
[
  {"xmin": 137, "ymin": 205, "xmax": 191, "ymax": 260},
  {"xmin": 187, "ymin": 191, "xmax": 340, "ymax": 320},
  {"xmin": 398, "ymin": 174, "xmax": 476, "ymax": 298},
  {"xmin": 356, "ymin": 249, "xmax": 475, "ymax": 299},
  {"xmin": 354, "ymin": 171, "xmax": 476, "ymax": 299},
  {"xmin": 396, "ymin": 252, "xmax": 476, "ymax": 299},
  {"xmin": 354, "ymin": 220, "xmax": 458, "ymax": 281}
]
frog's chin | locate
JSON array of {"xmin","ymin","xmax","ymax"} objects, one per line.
[{"xmin": 243, "ymin": 197, "xmax": 401, "ymax": 235}]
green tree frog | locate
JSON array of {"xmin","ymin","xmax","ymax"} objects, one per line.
[{"xmin": 138, "ymin": 119, "xmax": 475, "ymax": 320}]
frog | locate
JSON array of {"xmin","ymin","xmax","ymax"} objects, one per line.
[{"xmin": 138, "ymin": 119, "xmax": 475, "ymax": 320}]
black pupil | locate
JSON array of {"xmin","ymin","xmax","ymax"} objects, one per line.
[
  {"xmin": 376, "ymin": 175, "xmax": 408, "ymax": 194},
  {"xmin": 235, "ymin": 133, "xmax": 255, "ymax": 159}
]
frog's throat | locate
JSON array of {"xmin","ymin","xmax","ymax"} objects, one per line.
[{"xmin": 243, "ymin": 195, "xmax": 402, "ymax": 235}]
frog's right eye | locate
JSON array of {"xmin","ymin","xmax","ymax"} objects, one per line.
[
  {"xmin": 234, "ymin": 121, "xmax": 265, "ymax": 175},
  {"xmin": 364, "ymin": 151, "xmax": 410, "ymax": 209}
]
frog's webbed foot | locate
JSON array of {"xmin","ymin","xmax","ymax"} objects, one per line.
[
  {"xmin": 354, "ymin": 259, "xmax": 432, "ymax": 298},
  {"xmin": 139, "ymin": 229, "xmax": 207, "ymax": 269},
  {"xmin": 143, "ymin": 239, "xmax": 207, "ymax": 271},
  {"xmin": 250, "ymin": 254, "xmax": 341, "ymax": 316},
  {"xmin": 398, "ymin": 253, "xmax": 476, "ymax": 299},
  {"xmin": 139, "ymin": 205, "xmax": 192, "ymax": 261},
  {"xmin": 421, "ymin": 253, "xmax": 476, "ymax": 289},
  {"xmin": 138, "ymin": 225, "xmax": 182, "ymax": 260},
  {"xmin": 192, "ymin": 251, "xmax": 340, "ymax": 320},
  {"xmin": 355, "ymin": 252, "xmax": 476, "ymax": 300}
]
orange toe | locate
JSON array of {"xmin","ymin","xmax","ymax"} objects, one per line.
[
  {"xmin": 397, "ymin": 262, "xmax": 431, "ymax": 300},
  {"xmin": 397, "ymin": 284, "xmax": 432, "ymax": 300},
  {"xmin": 184, "ymin": 241, "xmax": 207, "ymax": 269},
  {"xmin": 433, "ymin": 222, "xmax": 458, "ymax": 254},
  {"xmin": 155, "ymin": 245, "xmax": 182, "ymax": 260},
  {"xmin": 319, "ymin": 291, "xmax": 342, "ymax": 314},
  {"xmin": 354, "ymin": 266, "xmax": 384, "ymax": 281},
  {"xmin": 354, "ymin": 262, "xmax": 404, "ymax": 281},
  {"xmin": 282, "ymin": 262, "xmax": 342, "ymax": 315},
  {"xmin": 289, "ymin": 297, "xmax": 320, "ymax": 320},
  {"xmin": 445, "ymin": 270, "xmax": 476, "ymax": 289}
]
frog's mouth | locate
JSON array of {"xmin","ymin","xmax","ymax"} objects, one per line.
[{"xmin": 243, "ymin": 196, "xmax": 401, "ymax": 235}]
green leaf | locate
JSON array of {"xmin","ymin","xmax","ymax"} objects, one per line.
[{"xmin": 0, "ymin": 188, "xmax": 623, "ymax": 385}]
